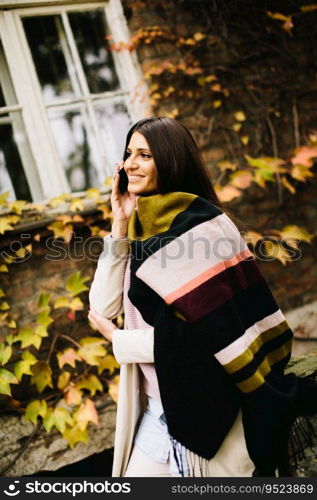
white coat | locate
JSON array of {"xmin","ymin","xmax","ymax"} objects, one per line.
[{"xmin": 89, "ymin": 235, "xmax": 255, "ymax": 477}]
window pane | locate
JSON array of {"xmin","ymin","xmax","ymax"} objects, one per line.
[
  {"xmin": 0, "ymin": 125, "xmax": 32, "ymax": 201},
  {"xmin": 23, "ymin": 15, "xmax": 80, "ymax": 102},
  {"xmin": 68, "ymin": 10, "xmax": 120, "ymax": 94},
  {"xmin": 47, "ymin": 108, "xmax": 101, "ymax": 191},
  {"xmin": 94, "ymin": 101, "xmax": 132, "ymax": 166}
]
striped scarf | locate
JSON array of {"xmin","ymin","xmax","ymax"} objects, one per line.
[{"xmin": 127, "ymin": 191, "xmax": 317, "ymax": 476}]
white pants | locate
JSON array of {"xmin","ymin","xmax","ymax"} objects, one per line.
[{"xmin": 124, "ymin": 410, "xmax": 255, "ymax": 477}]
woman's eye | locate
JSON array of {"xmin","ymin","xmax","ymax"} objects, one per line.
[
  {"xmin": 125, "ymin": 151, "xmax": 131, "ymax": 157},
  {"xmin": 141, "ymin": 153, "xmax": 151, "ymax": 159}
]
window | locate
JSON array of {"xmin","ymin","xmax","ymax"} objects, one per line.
[{"xmin": 0, "ymin": 0, "xmax": 147, "ymax": 201}]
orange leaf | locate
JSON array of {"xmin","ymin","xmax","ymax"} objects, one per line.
[
  {"xmin": 57, "ymin": 348, "xmax": 81, "ymax": 369},
  {"xmin": 291, "ymin": 146, "xmax": 317, "ymax": 167},
  {"xmin": 74, "ymin": 398, "xmax": 99, "ymax": 431}
]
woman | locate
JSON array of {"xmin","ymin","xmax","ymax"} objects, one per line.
[{"xmin": 89, "ymin": 117, "xmax": 317, "ymax": 478}]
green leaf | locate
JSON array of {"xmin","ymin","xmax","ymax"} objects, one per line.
[
  {"xmin": 66, "ymin": 271, "xmax": 89, "ymax": 297},
  {"xmin": 43, "ymin": 406, "xmax": 73, "ymax": 433},
  {"xmin": 15, "ymin": 328, "xmax": 42, "ymax": 350},
  {"xmin": 31, "ymin": 362, "xmax": 53, "ymax": 393},
  {"xmin": 0, "ymin": 343, "xmax": 12, "ymax": 365},
  {"xmin": 37, "ymin": 310, "xmax": 53, "ymax": 328},
  {"xmin": 25, "ymin": 399, "xmax": 47, "ymax": 424},
  {"xmin": 38, "ymin": 293, "xmax": 51, "ymax": 310},
  {"xmin": 0, "ymin": 368, "xmax": 18, "ymax": 396},
  {"xmin": 14, "ymin": 351, "xmax": 38, "ymax": 381}
]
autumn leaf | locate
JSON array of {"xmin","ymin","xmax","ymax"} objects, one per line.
[
  {"xmin": 15, "ymin": 328, "xmax": 42, "ymax": 350},
  {"xmin": 0, "ymin": 217, "xmax": 15, "ymax": 234},
  {"xmin": 0, "ymin": 264, "xmax": 9, "ymax": 272},
  {"xmin": 279, "ymin": 225, "xmax": 314, "ymax": 249},
  {"xmin": 69, "ymin": 198, "xmax": 84, "ymax": 212},
  {"xmin": 0, "ymin": 301, "xmax": 10, "ymax": 311},
  {"xmin": 0, "ymin": 191, "xmax": 10, "ymax": 207},
  {"xmin": 57, "ymin": 371, "xmax": 71, "ymax": 390},
  {"xmin": 267, "ymin": 11, "xmax": 293, "ymax": 34},
  {"xmin": 14, "ymin": 350, "xmax": 37, "ymax": 381},
  {"xmin": 47, "ymin": 221, "xmax": 73, "ymax": 243},
  {"xmin": 244, "ymin": 231, "xmax": 263, "ymax": 247},
  {"xmin": 57, "ymin": 348, "xmax": 82, "ymax": 369},
  {"xmin": 230, "ymin": 171, "xmax": 253, "ymax": 189},
  {"xmin": 0, "ymin": 343, "xmax": 12, "ymax": 365},
  {"xmin": 75, "ymin": 374, "xmax": 103, "ymax": 396},
  {"xmin": 66, "ymin": 271, "xmax": 89, "ymax": 296},
  {"xmin": 49, "ymin": 193, "xmax": 71, "ymax": 208},
  {"xmin": 301, "ymin": 5, "xmax": 317, "ymax": 12},
  {"xmin": 291, "ymin": 146, "xmax": 317, "ymax": 167},
  {"xmin": 232, "ymin": 123, "xmax": 242, "ymax": 132},
  {"xmin": 73, "ymin": 398, "xmax": 99, "ymax": 431},
  {"xmin": 43, "ymin": 406, "xmax": 73, "ymax": 433},
  {"xmin": 62, "ymin": 423, "xmax": 88, "ymax": 448},
  {"xmin": 37, "ymin": 310, "xmax": 53, "ymax": 328},
  {"xmin": 38, "ymin": 293, "xmax": 51, "ymax": 310},
  {"xmin": 85, "ymin": 188, "xmax": 101, "ymax": 200},
  {"xmin": 25, "ymin": 399, "xmax": 47, "ymax": 424},
  {"xmin": 97, "ymin": 355, "xmax": 119, "ymax": 375},
  {"xmin": 213, "ymin": 100, "xmax": 222, "ymax": 108},
  {"xmin": 290, "ymin": 164, "xmax": 314, "ymax": 182},
  {"xmin": 217, "ymin": 161, "xmax": 237, "ymax": 172},
  {"xmin": 0, "ymin": 368, "xmax": 18, "ymax": 396},
  {"xmin": 264, "ymin": 241, "xmax": 290, "ymax": 265},
  {"xmin": 54, "ymin": 296, "xmax": 70, "ymax": 309},
  {"xmin": 0, "ymin": 288, "xmax": 5, "ymax": 298},
  {"xmin": 34, "ymin": 325, "xmax": 49, "ymax": 338},
  {"xmin": 64, "ymin": 386, "xmax": 83, "ymax": 406},
  {"xmin": 78, "ymin": 337, "xmax": 107, "ymax": 365},
  {"xmin": 8, "ymin": 200, "xmax": 27, "ymax": 214},
  {"xmin": 281, "ymin": 176, "xmax": 296, "ymax": 194},
  {"xmin": 241, "ymin": 136, "xmax": 249, "ymax": 146},
  {"xmin": 215, "ymin": 184, "xmax": 241, "ymax": 202},
  {"xmin": 97, "ymin": 204, "xmax": 112, "ymax": 219},
  {"xmin": 69, "ymin": 297, "xmax": 84, "ymax": 311},
  {"xmin": 234, "ymin": 111, "xmax": 246, "ymax": 122},
  {"xmin": 193, "ymin": 32, "xmax": 206, "ymax": 41},
  {"xmin": 31, "ymin": 361, "xmax": 53, "ymax": 393},
  {"xmin": 108, "ymin": 375, "xmax": 120, "ymax": 404}
]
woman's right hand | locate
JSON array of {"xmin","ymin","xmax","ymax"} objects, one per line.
[{"xmin": 110, "ymin": 160, "xmax": 137, "ymax": 222}]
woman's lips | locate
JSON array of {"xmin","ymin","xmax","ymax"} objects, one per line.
[{"xmin": 128, "ymin": 175, "xmax": 145, "ymax": 182}]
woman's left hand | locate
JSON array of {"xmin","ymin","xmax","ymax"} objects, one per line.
[{"xmin": 88, "ymin": 308, "xmax": 117, "ymax": 343}]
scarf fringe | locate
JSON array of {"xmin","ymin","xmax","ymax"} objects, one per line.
[
  {"xmin": 170, "ymin": 437, "xmax": 212, "ymax": 477},
  {"xmin": 288, "ymin": 415, "xmax": 317, "ymax": 470}
]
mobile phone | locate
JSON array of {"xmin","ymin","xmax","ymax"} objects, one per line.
[{"xmin": 118, "ymin": 166, "xmax": 129, "ymax": 194}]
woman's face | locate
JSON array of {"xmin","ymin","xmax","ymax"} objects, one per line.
[{"xmin": 124, "ymin": 131, "xmax": 158, "ymax": 195}]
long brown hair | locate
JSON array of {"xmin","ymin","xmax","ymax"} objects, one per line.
[{"xmin": 122, "ymin": 116, "xmax": 222, "ymax": 208}]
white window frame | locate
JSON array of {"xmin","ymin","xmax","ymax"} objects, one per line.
[{"xmin": 0, "ymin": 0, "xmax": 148, "ymax": 201}]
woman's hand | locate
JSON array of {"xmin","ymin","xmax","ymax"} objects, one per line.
[
  {"xmin": 88, "ymin": 308, "xmax": 117, "ymax": 343},
  {"xmin": 111, "ymin": 160, "xmax": 137, "ymax": 222}
]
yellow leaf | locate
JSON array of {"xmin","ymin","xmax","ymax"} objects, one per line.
[
  {"xmin": 0, "ymin": 264, "xmax": 9, "ymax": 272},
  {"xmin": 264, "ymin": 241, "xmax": 290, "ymax": 265},
  {"xmin": 213, "ymin": 100, "xmax": 222, "ymax": 108},
  {"xmin": 37, "ymin": 310, "xmax": 53, "ymax": 328},
  {"xmin": 281, "ymin": 176, "xmax": 296, "ymax": 194},
  {"xmin": 193, "ymin": 32, "xmax": 206, "ymax": 41},
  {"xmin": 31, "ymin": 361, "xmax": 53, "ymax": 393},
  {"xmin": 245, "ymin": 231, "xmax": 263, "ymax": 247},
  {"xmin": 44, "ymin": 407, "xmax": 73, "ymax": 433},
  {"xmin": 38, "ymin": 293, "xmax": 51, "ymax": 310},
  {"xmin": 279, "ymin": 225, "xmax": 314, "ymax": 248},
  {"xmin": 232, "ymin": 123, "xmax": 242, "ymax": 132},
  {"xmin": 85, "ymin": 188, "xmax": 101, "ymax": 199},
  {"xmin": 16, "ymin": 328, "xmax": 42, "ymax": 349},
  {"xmin": 73, "ymin": 398, "xmax": 99, "ymax": 431},
  {"xmin": 234, "ymin": 111, "xmax": 246, "ymax": 122},
  {"xmin": 0, "ymin": 301, "xmax": 10, "ymax": 311},
  {"xmin": 47, "ymin": 221, "xmax": 74, "ymax": 243},
  {"xmin": 97, "ymin": 204, "xmax": 112, "ymax": 219},
  {"xmin": 290, "ymin": 164, "xmax": 314, "ymax": 182},
  {"xmin": 75, "ymin": 374, "xmax": 103, "ymax": 396},
  {"xmin": 8, "ymin": 320, "xmax": 16, "ymax": 329},
  {"xmin": 300, "ymin": 4, "xmax": 317, "ymax": 12},
  {"xmin": 54, "ymin": 296, "xmax": 71, "ymax": 309},
  {"xmin": 62, "ymin": 423, "xmax": 88, "ymax": 448},
  {"xmin": 66, "ymin": 271, "xmax": 89, "ymax": 297},
  {"xmin": 35, "ymin": 325, "xmax": 49, "ymax": 338},
  {"xmin": 78, "ymin": 337, "xmax": 107, "ymax": 366},
  {"xmin": 25, "ymin": 399, "xmax": 47, "ymax": 424},
  {"xmin": 267, "ymin": 11, "xmax": 289, "ymax": 22},
  {"xmin": 217, "ymin": 161, "xmax": 238, "ymax": 172},
  {"xmin": 0, "ymin": 368, "xmax": 18, "ymax": 396},
  {"xmin": 108, "ymin": 375, "xmax": 120, "ymax": 404},
  {"xmin": 8, "ymin": 200, "xmax": 27, "ymax": 214},
  {"xmin": 14, "ymin": 350, "xmax": 37, "ymax": 381},
  {"xmin": 69, "ymin": 297, "xmax": 84, "ymax": 311},
  {"xmin": 49, "ymin": 193, "xmax": 70, "ymax": 208},
  {"xmin": 0, "ymin": 218, "xmax": 14, "ymax": 234},
  {"xmin": 57, "ymin": 371, "xmax": 71, "ymax": 390},
  {"xmin": 241, "ymin": 135, "xmax": 249, "ymax": 145},
  {"xmin": 97, "ymin": 354, "xmax": 119, "ymax": 375},
  {"xmin": 0, "ymin": 288, "xmax": 5, "ymax": 298},
  {"xmin": 0, "ymin": 191, "xmax": 10, "ymax": 207},
  {"xmin": 0, "ymin": 343, "xmax": 12, "ymax": 365}
]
